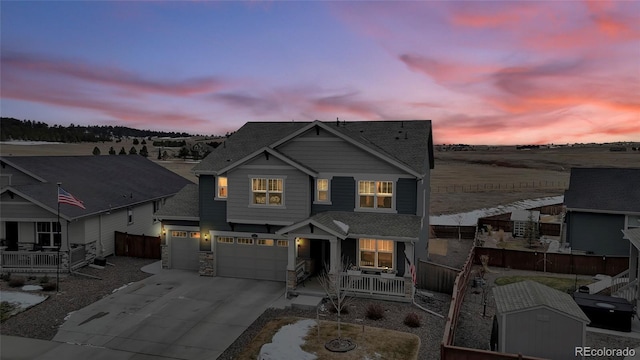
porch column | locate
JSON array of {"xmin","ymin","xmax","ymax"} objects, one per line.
[
  {"xmin": 329, "ymin": 237, "xmax": 340, "ymax": 274},
  {"xmin": 287, "ymin": 235, "xmax": 296, "ymax": 271}
]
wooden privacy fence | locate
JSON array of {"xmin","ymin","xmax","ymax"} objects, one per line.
[
  {"xmin": 432, "ymin": 225, "xmax": 476, "ymax": 240},
  {"xmin": 418, "ymin": 260, "xmax": 459, "ymax": 294},
  {"xmin": 474, "ymin": 247, "xmax": 627, "ymax": 276},
  {"xmin": 477, "ymin": 219, "xmax": 561, "ymax": 236},
  {"xmin": 440, "ymin": 246, "xmax": 546, "ymax": 360},
  {"xmin": 115, "ymin": 231, "xmax": 161, "ymax": 259},
  {"xmin": 434, "ymin": 181, "xmax": 567, "ymax": 193}
]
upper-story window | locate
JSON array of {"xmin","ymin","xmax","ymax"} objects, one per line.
[
  {"xmin": 358, "ymin": 181, "xmax": 393, "ymax": 209},
  {"xmin": 316, "ymin": 178, "xmax": 330, "ymax": 203},
  {"xmin": 252, "ymin": 178, "xmax": 283, "ymax": 206},
  {"xmin": 217, "ymin": 176, "xmax": 228, "ymax": 199}
]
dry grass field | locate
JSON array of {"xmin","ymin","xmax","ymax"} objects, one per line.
[{"xmin": 2, "ymin": 140, "xmax": 639, "ymax": 214}]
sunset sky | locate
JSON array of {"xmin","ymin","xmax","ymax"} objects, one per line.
[{"xmin": 1, "ymin": 1, "xmax": 639, "ymax": 145}]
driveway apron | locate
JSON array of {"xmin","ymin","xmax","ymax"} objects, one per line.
[{"xmin": 54, "ymin": 270, "xmax": 284, "ymax": 359}]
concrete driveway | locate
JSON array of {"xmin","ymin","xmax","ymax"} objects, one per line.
[{"xmin": 52, "ymin": 269, "xmax": 285, "ymax": 359}]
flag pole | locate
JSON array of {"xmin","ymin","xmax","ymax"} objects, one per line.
[{"xmin": 56, "ymin": 182, "xmax": 61, "ymax": 293}]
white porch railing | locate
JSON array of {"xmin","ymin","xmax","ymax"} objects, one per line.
[
  {"xmin": 340, "ymin": 272, "xmax": 407, "ymax": 298},
  {"xmin": 610, "ymin": 269, "xmax": 638, "ymax": 302},
  {"xmin": 0, "ymin": 250, "xmax": 60, "ymax": 271}
]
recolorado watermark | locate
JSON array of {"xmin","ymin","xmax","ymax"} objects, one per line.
[{"xmin": 575, "ymin": 347, "xmax": 636, "ymax": 357}]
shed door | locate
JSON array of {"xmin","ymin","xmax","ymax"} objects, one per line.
[
  {"xmin": 217, "ymin": 240, "xmax": 287, "ymax": 281},
  {"xmin": 170, "ymin": 232, "xmax": 200, "ymax": 271}
]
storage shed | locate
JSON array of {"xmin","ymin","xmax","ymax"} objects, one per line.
[
  {"xmin": 511, "ymin": 210, "xmax": 540, "ymax": 237},
  {"xmin": 492, "ymin": 280, "xmax": 589, "ymax": 360}
]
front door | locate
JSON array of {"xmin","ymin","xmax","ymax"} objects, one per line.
[
  {"xmin": 6, "ymin": 222, "xmax": 18, "ymax": 250},
  {"xmin": 310, "ymin": 239, "xmax": 330, "ymax": 275}
]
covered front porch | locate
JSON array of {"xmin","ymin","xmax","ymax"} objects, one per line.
[{"xmin": 278, "ymin": 211, "xmax": 423, "ymax": 303}]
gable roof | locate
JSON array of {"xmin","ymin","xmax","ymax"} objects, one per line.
[
  {"xmin": 154, "ymin": 183, "xmax": 199, "ymax": 221},
  {"xmin": 493, "ymin": 280, "xmax": 589, "ymax": 323},
  {"xmin": 1, "ymin": 156, "xmax": 193, "ymax": 219},
  {"xmin": 277, "ymin": 211, "xmax": 422, "ymax": 241},
  {"xmin": 564, "ymin": 168, "xmax": 640, "ymax": 214},
  {"xmin": 193, "ymin": 120, "xmax": 433, "ymax": 176}
]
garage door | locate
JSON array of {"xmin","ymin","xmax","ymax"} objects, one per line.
[
  {"xmin": 217, "ymin": 239, "xmax": 287, "ymax": 281},
  {"xmin": 170, "ymin": 232, "xmax": 200, "ymax": 271}
]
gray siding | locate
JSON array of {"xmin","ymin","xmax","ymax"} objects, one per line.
[
  {"xmin": 199, "ymin": 175, "xmax": 231, "ymax": 232},
  {"xmin": 396, "ymin": 178, "xmax": 417, "ymax": 215},
  {"xmin": 312, "ymin": 177, "xmax": 355, "ymax": 214},
  {"xmin": 226, "ymin": 154, "xmax": 309, "ymax": 224},
  {"xmin": 1, "ymin": 200, "xmax": 56, "ymax": 220},
  {"xmin": 276, "ymin": 127, "xmax": 405, "ymax": 174},
  {"xmin": 0, "ymin": 163, "xmax": 41, "ymax": 186},
  {"xmin": 567, "ymin": 211, "xmax": 627, "ymax": 255},
  {"xmin": 504, "ymin": 308, "xmax": 584, "ymax": 359}
]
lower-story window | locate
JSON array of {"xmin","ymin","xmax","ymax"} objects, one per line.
[
  {"xmin": 276, "ymin": 240, "xmax": 289, "ymax": 247},
  {"xmin": 359, "ymin": 238, "xmax": 394, "ymax": 269},
  {"xmin": 217, "ymin": 236, "xmax": 234, "ymax": 244},
  {"xmin": 36, "ymin": 222, "xmax": 61, "ymax": 247}
]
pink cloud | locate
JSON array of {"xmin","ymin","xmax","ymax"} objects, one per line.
[
  {"xmin": 2, "ymin": 52, "xmax": 227, "ymax": 97},
  {"xmin": 399, "ymin": 53, "xmax": 495, "ymax": 85}
]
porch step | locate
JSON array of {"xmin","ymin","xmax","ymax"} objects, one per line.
[{"xmin": 291, "ymin": 295, "xmax": 324, "ymax": 310}]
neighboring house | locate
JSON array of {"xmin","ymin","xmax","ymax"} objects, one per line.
[
  {"xmin": 159, "ymin": 120, "xmax": 434, "ymax": 302},
  {"xmin": 492, "ymin": 280, "xmax": 589, "ymax": 360},
  {"xmin": 564, "ymin": 168, "xmax": 640, "ymax": 256},
  {"xmin": 510, "ymin": 209, "xmax": 540, "ymax": 237},
  {"xmin": 0, "ymin": 155, "xmax": 192, "ymax": 272}
]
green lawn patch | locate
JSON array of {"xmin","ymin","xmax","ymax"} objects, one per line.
[{"xmin": 494, "ymin": 275, "xmax": 592, "ymax": 293}]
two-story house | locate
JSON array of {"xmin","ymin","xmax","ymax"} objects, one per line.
[
  {"xmin": 158, "ymin": 120, "xmax": 434, "ymax": 301},
  {"xmin": 564, "ymin": 167, "xmax": 640, "ymax": 256}
]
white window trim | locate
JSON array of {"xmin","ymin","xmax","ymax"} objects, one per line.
[
  {"xmin": 248, "ymin": 175, "xmax": 286, "ymax": 207},
  {"xmin": 36, "ymin": 221, "xmax": 61, "ymax": 248},
  {"xmin": 127, "ymin": 208, "xmax": 134, "ymax": 225},
  {"xmin": 215, "ymin": 176, "xmax": 228, "ymax": 200},
  {"xmin": 355, "ymin": 179, "xmax": 397, "ymax": 213},
  {"xmin": 358, "ymin": 238, "xmax": 395, "ymax": 270},
  {"xmin": 626, "ymin": 215, "xmax": 640, "ymax": 229},
  {"xmin": 314, "ymin": 177, "xmax": 332, "ymax": 205}
]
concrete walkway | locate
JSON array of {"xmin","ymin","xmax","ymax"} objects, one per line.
[{"xmin": 2, "ymin": 262, "xmax": 289, "ymax": 360}]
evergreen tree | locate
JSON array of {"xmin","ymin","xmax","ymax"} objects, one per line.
[
  {"xmin": 133, "ymin": 138, "xmax": 139, "ymax": 145},
  {"xmin": 178, "ymin": 147, "xmax": 190, "ymax": 160},
  {"xmin": 92, "ymin": 146, "xmax": 101, "ymax": 156},
  {"xmin": 119, "ymin": 147, "xmax": 127, "ymax": 155},
  {"xmin": 141, "ymin": 139, "xmax": 147, "ymax": 145},
  {"xmin": 129, "ymin": 146, "xmax": 138, "ymax": 155},
  {"xmin": 139, "ymin": 145, "xmax": 149, "ymax": 157}
]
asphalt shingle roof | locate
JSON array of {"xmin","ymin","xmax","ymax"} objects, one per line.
[
  {"xmin": 154, "ymin": 184, "xmax": 199, "ymax": 220},
  {"xmin": 193, "ymin": 120, "xmax": 433, "ymax": 175},
  {"xmin": 2, "ymin": 156, "xmax": 193, "ymax": 219},
  {"xmin": 493, "ymin": 280, "xmax": 589, "ymax": 323},
  {"xmin": 564, "ymin": 168, "xmax": 640, "ymax": 213},
  {"xmin": 303, "ymin": 211, "xmax": 422, "ymax": 239}
]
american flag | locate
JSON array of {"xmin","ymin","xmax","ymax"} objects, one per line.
[
  {"xmin": 404, "ymin": 251, "xmax": 417, "ymax": 285},
  {"xmin": 58, "ymin": 187, "xmax": 86, "ymax": 209}
]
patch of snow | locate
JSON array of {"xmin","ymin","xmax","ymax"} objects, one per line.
[
  {"xmin": 430, "ymin": 196, "xmax": 563, "ymax": 226},
  {"xmin": 111, "ymin": 282, "xmax": 133, "ymax": 293},
  {"xmin": 64, "ymin": 311, "xmax": 76, "ymax": 321},
  {"xmin": 333, "ymin": 220, "xmax": 349, "ymax": 234},
  {"xmin": 0, "ymin": 141, "xmax": 64, "ymax": 145},
  {"xmin": 0, "ymin": 291, "xmax": 47, "ymax": 310},
  {"xmin": 259, "ymin": 319, "xmax": 317, "ymax": 360},
  {"xmin": 22, "ymin": 285, "xmax": 43, "ymax": 291}
]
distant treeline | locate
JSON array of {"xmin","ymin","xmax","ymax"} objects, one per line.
[{"xmin": 0, "ymin": 117, "xmax": 192, "ymax": 143}]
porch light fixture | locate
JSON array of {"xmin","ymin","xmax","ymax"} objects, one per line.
[
  {"xmin": 204, "ymin": 234, "xmax": 209, "ymax": 241},
  {"xmin": 251, "ymin": 233, "xmax": 258, "ymax": 239}
]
